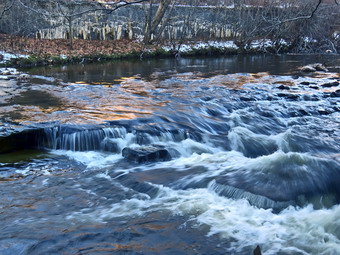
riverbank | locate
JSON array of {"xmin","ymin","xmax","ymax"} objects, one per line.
[
  {"xmin": 0, "ymin": 34, "xmax": 294, "ymax": 68},
  {"xmin": 0, "ymin": 33, "xmax": 157, "ymax": 67}
]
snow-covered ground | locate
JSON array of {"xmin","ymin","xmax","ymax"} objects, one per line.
[
  {"xmin": 162, "ymin": 39, "xmax": 290, "ymax": 54},
  {"xmin": 162, "ymin": 40, "xmax": 239, "ymax": 53},
  {"xmin": 250, "ymin": 39, "xmax": 289, "ymax": 49},
  {"xmin": 0, "ymin": 51, "xmax": 28, "ymax": 64}
]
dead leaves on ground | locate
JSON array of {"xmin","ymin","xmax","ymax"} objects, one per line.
[{"xmin": 0, "ymin": 34, "xmax": 151, "ymax": 57}]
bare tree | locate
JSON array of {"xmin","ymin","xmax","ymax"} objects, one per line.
[
  {"xmin": 222, "ymin": 0, "xmax": 340, "ymax": 53},
  {"xmin": 16, "ymin": 0, "xmax": 148, "ymax": 49},
  {"xmin": 262, "ymin": 0, "xmax": 340, "ymax": 53},
  {"xmin": 0, "ymin": 0, "xmax": 14, "ymax": 21},
  {"xmin": 143, "ymin": 0, "xmax": 176, "ymax": 44}
]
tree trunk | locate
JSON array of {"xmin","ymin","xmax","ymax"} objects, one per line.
[
  {"xmin": 67, "ymin": 17, "xmax": 74, "ymax": 50},
  {"xmin": 144, "ymin": 1, "xmax": 153, "ymax": 44},
  {"xmin": 144, "ymin": 0, "xmax": 173, "ymax": 44}
]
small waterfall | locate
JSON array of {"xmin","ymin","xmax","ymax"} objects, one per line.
[
  {"xmin": 41, "ymin": 125, "xmax": 130, "ymax": 152},
  {"xmin": 39, "ymin": 124, "xmax": 203, "ymax": 155}
]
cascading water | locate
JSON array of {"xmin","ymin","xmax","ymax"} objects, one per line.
[{"xmin": 0, "ymin": 55, "xmax": 339, "ymax": 254}]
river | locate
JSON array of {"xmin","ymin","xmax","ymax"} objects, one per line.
[{"xmin": 0, "ymin": 54, "xmax": 340, "ymax": 254}]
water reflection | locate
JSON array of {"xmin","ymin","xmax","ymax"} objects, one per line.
[
  {"xmin": 9, "ymin": 90, "xmax": 62, "ymax": 108},
  {"xmin": 24, "ymin": 55, "xmax": 340, "ymax": 85}
]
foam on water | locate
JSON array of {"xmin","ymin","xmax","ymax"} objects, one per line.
[
  {"xmin": 46, "ymin": 122, "xmax": 339, "ymax": 207},
  {"xmin": 51, "ymin": 150, "xmax": 122, "ymax": 169},
  {"xmin": 156, "ymin": 148, "xmax": 340, "ymax": 207},
  {"xmin": 66, "ymin": 184, "xmax": 340, "ymax": 255}
]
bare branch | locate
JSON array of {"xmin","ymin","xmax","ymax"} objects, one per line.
[
  {"xmin": 272, "ymin": 0, "xmax": 322, "ymax": 26},
  {"xmin": 16, "ymin": 0, "xmax": 148, "ymax": 19},
  {"xmin": 0, "ymin": 0, "xmax": 14, "ymax": 20}
]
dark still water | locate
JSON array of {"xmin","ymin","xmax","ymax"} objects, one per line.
[{"xmin": 1, "ymin": 55, "xmax": 340, "ymax": 254}]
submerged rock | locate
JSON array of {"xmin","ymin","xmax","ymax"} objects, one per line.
[{"xmin": 122, "ymin": 145, "xmax": 173, "ymax": 163}]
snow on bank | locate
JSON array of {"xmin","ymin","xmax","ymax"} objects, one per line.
[
  {"xmin": 0, "ymin": 50, "xmax": 28, "ymax": 64},
  {"xmin": 0, "ymin": 67, "xmax": 20, "ymax": 75},
  {"xmin": 162, "ymin": 40, "xmax": 239, "ymax": 53},
  {"xmin": 162, "ymin": 39, "xmax": 290, "ymax": 54}
]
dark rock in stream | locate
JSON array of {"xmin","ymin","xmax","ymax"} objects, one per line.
[
  {"xmin": 122, "ymin": 145, "xmax": 173, "ymax": 163},
  {"xmin": 289, "ymin": 109, "xmax": 310, "ymax": 117},
  {"xmin": 240, "ymin": 96, "xmax": 256, "ymax": 102},
  {"xmin": 301, "ymin": 94, "xmax": 320, "ymax": 101},
  {"xmin": 333, "ymin": 106, "xmax": 340, "ymax": 112},
  {"xmin": 277, "ymin": 84, "xmax": 290, "ymax": 90},
  {"xmin": 321, "ymin": 81, "xmax": 339, "ymax": 88},
  {"xmin": 0, "ymin": 128, "xmax": 44, "ymax": 153},
  {"xmin": 330, "ymin": 90, "xmax": 340, "ymax": 97},
  {"xmin": 253, "ymin": 245, "xmax": 262, "ymax": 255},
  {"xmin": 318, "ymin": 108, "xmax": 333, "ymax": 115},
  {"xmin": 201, "ymin": 96, "xmax": 214, "ymax": 101},
  {"xmin": 277, "ymin": 93, "xmax": 300, "ymax": 100},
  {"xmin": 323, "ymin": 91, "xmax": 340, "ymax": 98}
]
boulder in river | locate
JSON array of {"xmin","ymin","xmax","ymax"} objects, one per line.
[
  {"xmin": 122, "ymin": 145, "xmax": 172, "ymax": 163},
  {"xmin": 300, "ymin": 63, "xmax": 328, "ymax": 72},
  {"xmin": 253, "ymin": 245, "xmax": 262, "ymax": 255},
  {"xmin": 17, "ymin": 73, "xmax": 30, "ymax": 81}
]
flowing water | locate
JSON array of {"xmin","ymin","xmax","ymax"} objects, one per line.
[{"xmin": 0, "ymin": 55, "xmax": 340, "ymax": 254}]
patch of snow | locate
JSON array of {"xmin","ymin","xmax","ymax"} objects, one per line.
[
  {"xmin": 303, "ymin": 37, "xmax": 318, "ymax": 43},
  {"xmin": 0, "ymin": 67, "xmax": 20, "ymax": 75},
  {"xmin": 250, "ymin": 39, "xmax": 274, "ymax": 49},
  {"xmin": 162, "ymin": 40, "xmax": 239, "ymax": 53},
  {"xmin": 249, "ymin": 39, "xmax": 290, "ymax": 49},
  {"xmin": 0, "ymin": 51, "xmax": 28, "ymax": 63}
]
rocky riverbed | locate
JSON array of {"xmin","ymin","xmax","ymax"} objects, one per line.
[{"xmin": 0, "ymin": 55, "xmax": 339, "ymax": 254}]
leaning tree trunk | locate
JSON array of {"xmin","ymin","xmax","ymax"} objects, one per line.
[{"xmin": 144, "ymin": 0, "xmax": 172, "ymax": 44}]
